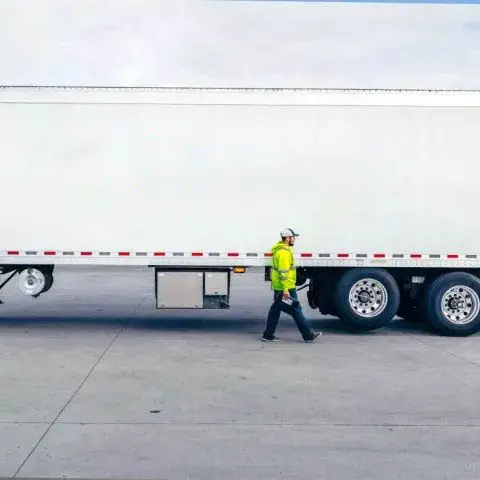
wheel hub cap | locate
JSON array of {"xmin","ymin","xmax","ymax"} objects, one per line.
[
  {"xmin": 349, "ymin": 278, "xmax": 389, "ymax": 318},
  {"xmin": 358, "ymin": 291, "xmax": 371, "ymax": 303},
  {"xmin": 449, "ymin": 298, "xmax": 464, "ymax": 310},
  {"xmin": 441, "ymin": 285, "xmax": 480, "ymax": 325}
]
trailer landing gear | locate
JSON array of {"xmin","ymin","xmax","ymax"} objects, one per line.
[{"xmin": 0, "ymin": 270, "xmax": 17, "ymax": 304}]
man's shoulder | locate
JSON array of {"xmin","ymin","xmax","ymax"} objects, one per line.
[{"xmin": 273, "ymin": 245, "xmax": 294, "ymax": 256}]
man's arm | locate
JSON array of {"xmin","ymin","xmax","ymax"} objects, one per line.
[{"xmin": 275, "ymin": 249, "xmax": 292, "ymax": 296}]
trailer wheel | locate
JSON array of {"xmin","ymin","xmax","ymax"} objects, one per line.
[
  {"xmin": 17, "ymin": 268, "xmax": 54, "ymax": 297},
  {"xmin": 18, "ymin": 268, "xmax": 47, "ymax": 296},
  {"xmin": 424, "ymin": 272, "xmax": 480, "ymax": 337},
  {"xmin": 334, "ymin": 268, "xmax": 400, "ymax": 331}
]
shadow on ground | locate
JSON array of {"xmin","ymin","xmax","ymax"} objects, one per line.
[{"xmin": 0, "ymin": 315, "xmax": 436, "ymax": 336}]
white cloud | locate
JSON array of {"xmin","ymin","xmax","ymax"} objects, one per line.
[{"xmin": 0, "ymin": 0, "xmax": 479, "ymax": 88}]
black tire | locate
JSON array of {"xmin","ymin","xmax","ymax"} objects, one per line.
[
  {"xmin": 42, "ymin": 272, "xmax": 54, "ymax": 293},
  {"xmin": 31, "ymin": 270, "xmax": 54, "ymax": 298},
  {"xmin": 334, "ymin": 268, "xmax": 400, "ymax": 331},
  {"xmin": 296, "ymin": 268, "xmax": 308, "ymax": 287},
  {"xmin": 424, "ymin": 272, "xmax": 480, "ymax": 337}
]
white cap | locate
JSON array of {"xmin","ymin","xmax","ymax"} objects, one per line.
[{"xmin": 280, "ymin": 228, "xmax": 299, "ymax": 238}]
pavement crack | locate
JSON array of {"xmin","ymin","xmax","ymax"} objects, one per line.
[
  {"xmin": 13, "ymin": 327, "xmax": 124, "ymax": 477},
  {"xmin": 131, "ymin": 292, "xmax": 150, "ymax": 316}
]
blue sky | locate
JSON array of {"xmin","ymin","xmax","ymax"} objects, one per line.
[{"xmin": 0, "ymin": 0, "xmax": 479, "ymax": 89}]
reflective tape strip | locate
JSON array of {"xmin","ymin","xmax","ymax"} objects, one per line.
[{"xmin": 0, "ymin": 251, "xmax": 478, "ymax": 261}]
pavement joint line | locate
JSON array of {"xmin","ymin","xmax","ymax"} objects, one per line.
[
  {"xmin": 48, "ymin": 422, "xmax": 480, "ymax": 427},
  {"xmin": 12, "ymin": 327, "xmax": 124, "ymax": 478},
  {"xmin": 0, "ymin": 421, "xmax": 51, "ymax": 425},
  {"xmin": 4, "ymin": 478, "xmax": 164, "ymax": 480},
  {"xmin": 1, "ymin": 421, "xmax": 480, "ymax": 428}
]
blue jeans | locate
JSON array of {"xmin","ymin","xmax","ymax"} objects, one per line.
[{"xmin": 264, "ymin": 288, "xmax": 314, "ymax": 340}]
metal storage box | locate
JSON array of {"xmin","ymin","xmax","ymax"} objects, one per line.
[
  {"xmin": 156, "ymin": 271, "xmax": 203, "ymax": 309},
  {"xmin": 155, "ymin": 270, "xmax": 231, "ymax": 309},
  {"xmin": 204, "ymin": 272, "xmax": 229, "ymax": 296}
]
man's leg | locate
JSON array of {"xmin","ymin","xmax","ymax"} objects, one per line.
[
  {"xmin": 289, "ymin": 289, "xmax": 319, "ymax": 341},
  {"xmin": 263, "ymin": 291, "xmax": 283, "ymax": 340}
]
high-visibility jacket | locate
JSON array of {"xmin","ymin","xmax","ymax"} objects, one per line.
[{"xmin": 270, "ymin": 241, "xmax": 297, "ymax": 292}]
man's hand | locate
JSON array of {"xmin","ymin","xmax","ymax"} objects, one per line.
[{"xmin": 282, "ymin": 291, "xmax": 290, "ymax": 301}]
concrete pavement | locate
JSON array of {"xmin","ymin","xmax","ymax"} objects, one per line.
[{"xmin": 0, "ymin": 266, "xmax": 479, "ymax": 479}]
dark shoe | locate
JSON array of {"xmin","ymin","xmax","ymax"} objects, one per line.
[
  {"xmin": 261, "ymin": 335, "xmax": 280, "ymax": 342},
  {"xmin": 304, "ymin": 332, "xmax": 322, "ymax": 342}
]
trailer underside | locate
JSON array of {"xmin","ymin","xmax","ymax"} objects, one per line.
[{"xmin": 2, "ymin": 260, "xmax": 480, "ymax": 337}]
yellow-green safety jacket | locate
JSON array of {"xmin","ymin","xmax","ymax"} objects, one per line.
[{"xmin": 270, "ymin": 241, "xmax": 297, "ymax": 292}]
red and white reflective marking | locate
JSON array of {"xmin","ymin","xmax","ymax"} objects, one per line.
[{"xmin": 0, "ymin": 250, "xmax": 477, "ymax": 264}]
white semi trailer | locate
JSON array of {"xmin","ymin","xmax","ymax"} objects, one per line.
[{"xmin": 1, "ymin": 85, "xmax": 480, "ymax": 336}]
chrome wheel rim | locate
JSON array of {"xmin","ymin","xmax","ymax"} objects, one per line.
[
  {"xmin": 441, "ymin": 285, "xmax": 480, "ymax": 325},
  {"xmin": 18, "ymin": 268, "xmax": 46, "ymax": 296},
  {"xmin": 349, "ymin": 278, "xmax": 388, "ymax": 318}
]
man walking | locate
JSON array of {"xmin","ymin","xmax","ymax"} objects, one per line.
[{"xmin": 262, "ymin": 228, "xmax": 321, "ymax": 342}]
